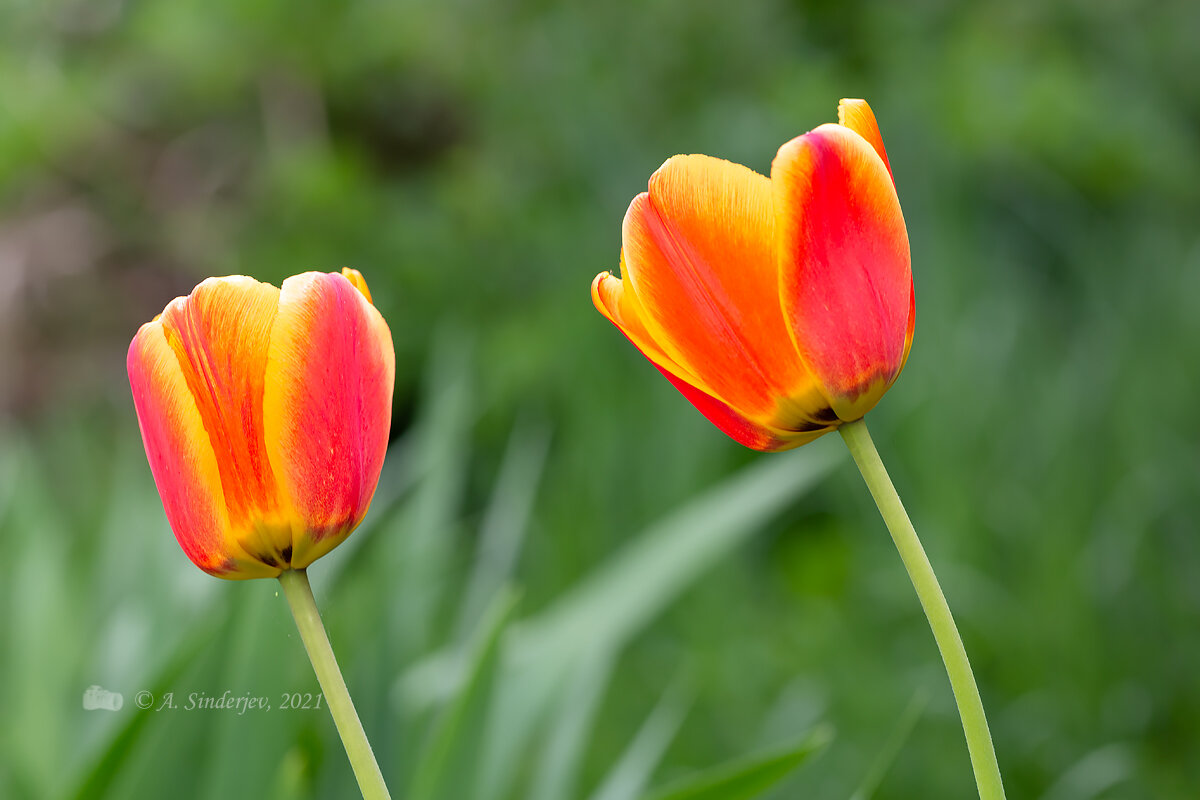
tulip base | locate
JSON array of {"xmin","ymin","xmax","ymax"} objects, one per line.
[
  {"xmin": 278, "ymin": 568, "xmax": 391, "ymax": 800},
  {"xmin": 838, "ymin": 419, "xmax": 1006, "ymax": 800}
]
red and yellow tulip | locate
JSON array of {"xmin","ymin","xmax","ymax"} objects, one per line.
[
  {"xmin": 592, "ymin": 99, "xmax": 913, "ymax": 451},
  {"xmin": 128, "ymin": 269, "xmax": 395, "ymax": 579}
]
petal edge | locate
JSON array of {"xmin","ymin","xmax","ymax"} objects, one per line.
[{"xmin": 837, "ymin": 98, "xmax": 892, "ymax": 183}]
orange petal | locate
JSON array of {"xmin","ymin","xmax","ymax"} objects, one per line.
[
  {"xmin": 656, "ymin": 364, "xmax": 833, "ymax": 451},
  {"xmin": 773, "ymin": 124, "xmax": 912, "ymax": 421},
  {"xmin": 128, "ymin": 320, "xmax": 277, "ymax": 579},
  {"xmin": 619, "ymin": 156, "xmax": 819, "ymax": 422},
  {"xmin": 593, "ymin": 268, "xmax": 835, "ymax": 451},
  {"xmin": 157, "ymin": 276, "xmax": 294, "ymax": 568},
  {"xmin": 837, "ymin": 98, "xmax": 892, "ymax": 183},
  {"xmin": 263, "ymin": 271, "xmax": 395, "ymax": 568},
  {"xmin": 900, "ymin": 279, "xmax": 916, "ymax": 371},
  {"xmin": 592, "ymin": 262, "xmax": 702, "ymax": 389}
]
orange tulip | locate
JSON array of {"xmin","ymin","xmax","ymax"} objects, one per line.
[
  {"xmin": 592, "ymin": 99, "xmax": 913, "ymax": 452},
  {"xmin": 128, "ymin": 269, "xmax": 395, "ymax": 579}
]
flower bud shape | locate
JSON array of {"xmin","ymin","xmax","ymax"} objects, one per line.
[
  {"xmin": 592, "ymin": 99, "xmax": 913, "ymax": 451},
  {"xmin": 128, "ymin": 269, "xmax": 395, "ymax": 578}
]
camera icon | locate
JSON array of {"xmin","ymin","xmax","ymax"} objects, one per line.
[{"xmin": 83, "ymin": 685, "xmax": 124, "ymax": 711}]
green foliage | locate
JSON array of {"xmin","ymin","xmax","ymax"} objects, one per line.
[
  {"xmin": 0, "ymin": 330, "xmax": 840, "ymax": 800},
  {"xmin": 641, "ymin": 726, "xmax": 832, "ymax": 800},
  {"xmin": 2, "ymin": 0, "xmax": 1200, "ymax": 797}
]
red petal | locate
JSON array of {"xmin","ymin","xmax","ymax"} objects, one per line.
[
  {"xmin": 773, "ymin": 124, "xmax": 912, "ymax": 421},
  {"xmin": 263, "ymin": 272, "xmax": 395, "ymax": 567}
]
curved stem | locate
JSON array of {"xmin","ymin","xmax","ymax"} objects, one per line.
[
  {"xmin": 278, "ymin": 568, "xmax": 391, "ymax": 800},
  {"xmin": 838, "ymin": 419, "xmax": 1006, "ymax": 800}
]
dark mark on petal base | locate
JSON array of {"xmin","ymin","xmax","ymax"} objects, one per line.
[{"xmin": 811, "ymin": 406, "xmax": 840, "ymax": 424}]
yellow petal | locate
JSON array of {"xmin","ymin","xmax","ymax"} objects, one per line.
[
  {"xmin": 838, "ymin": 98, "xmax": 892, "ymax": 182},
  {"xmin": 157, "ymin": 276, "xmax": 294, "ymax": 568}
]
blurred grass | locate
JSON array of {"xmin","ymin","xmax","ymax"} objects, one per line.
[
  {"xmin": 2, "ymin": 0, "xmax": 1200, "ymax": 797},
  {"xmin": 0, "ymin": 331, "xmax": 839, "ymax": 799}
]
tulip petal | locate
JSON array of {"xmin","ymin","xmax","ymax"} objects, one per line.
[
  {"xmin": 263, "ymin": 271, "xmax": 395, "ymax": 568},
  {"xmin": 619, "ymin": 156, "xmax": 830, "ymax": 429},
  {"xmin": 837, "ymin": 98, "xmax": 892, "ymax": 183},
  {"xmin": 773, "ymin": 124, "xmax": 912, "ymax": 421},
  {"xmin": 592, "ymin": 261, "xmax": 703, "ymax": 388},
  {"xmin": 340, "ymin": 267, "xmax": 373, "ymax": 303},
  {"xmin": 128, "ymin": 321, "xmax": 277, "ymax": 578},
  {"xmin": 157, "ymin": 276, "xmax": 294, "ymax": 569},
  {"xmin": 656, "ymin": 366, "xmax": 833, "ymax": 451},
  {"xmin": 901, "ymin": 280, "xmax": 916, "ymax": 370},
  {"xmin": 593, "ymin": 268, "xmax": 834, "ymax": 452}
]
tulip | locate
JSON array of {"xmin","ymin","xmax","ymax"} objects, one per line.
[
  {"xmin": 592, "ymin": 98, "xmax": 913, "ymax": 451},
  {"xmin": 128, "ymin": 268, "xmax": 395, "ymax": 579},
  {"xmin": 592, "ymin": 100, "xmax": 1008, "ymax": 798}
]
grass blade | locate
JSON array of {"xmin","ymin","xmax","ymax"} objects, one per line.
[
  {"xmin": 529, "ymin": 648, "xmax": 614, "ymax": 800},
  {"xmin": 408, "ymin": 587, "xmax": 520, "ymax": 800},
  {"xmin": 849, "ymin": 688, "xmax": 929, "ymax": 800},
  {"xmin": 454, "ymin": 416, "xmax": 551, "ymax": 641},
  {"xmin": 641, "ymin": 725, "xmax": 833, "ymax": 800},
  {"xmin": 588, "ymin": 679, "xmax": 691, "ymax": 800},
  {"xmin": 514, "ymin": 446, "xmax": 840, "ymax": 664}
]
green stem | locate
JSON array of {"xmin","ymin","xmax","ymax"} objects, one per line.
[
  {"xmin": 838, "ymin": 419, "xmax": 1006, "ymax": 800},
  {"xmin": 278, "ymin": 568, "xmax": 391, "ymax": 800}
]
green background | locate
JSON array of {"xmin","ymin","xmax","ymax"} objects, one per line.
[{"xmin": 1, "ymin": 0, "xmax": 1198, "ymax": 797}]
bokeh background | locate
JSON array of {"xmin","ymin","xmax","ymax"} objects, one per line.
[{"xmin": 2, "ymin": 0, "xmax": 1199, "ymax": 798}]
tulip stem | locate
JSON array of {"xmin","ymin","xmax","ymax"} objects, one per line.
[
  {"xmin": 838, "ymin": 419, "xmax": 1006, "ymax": 800},
  {"xmin": 278, "ymin": 568, "xmax": 391, "ymax": 800}
]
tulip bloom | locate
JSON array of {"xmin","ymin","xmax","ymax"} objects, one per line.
[
  {"xmin": 128, "ymin": 269, "xmax": 395, "ymax": 579},
  {"xmin": 592, "ymin": 99, "xmax": 913, "ymax": 452}
]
